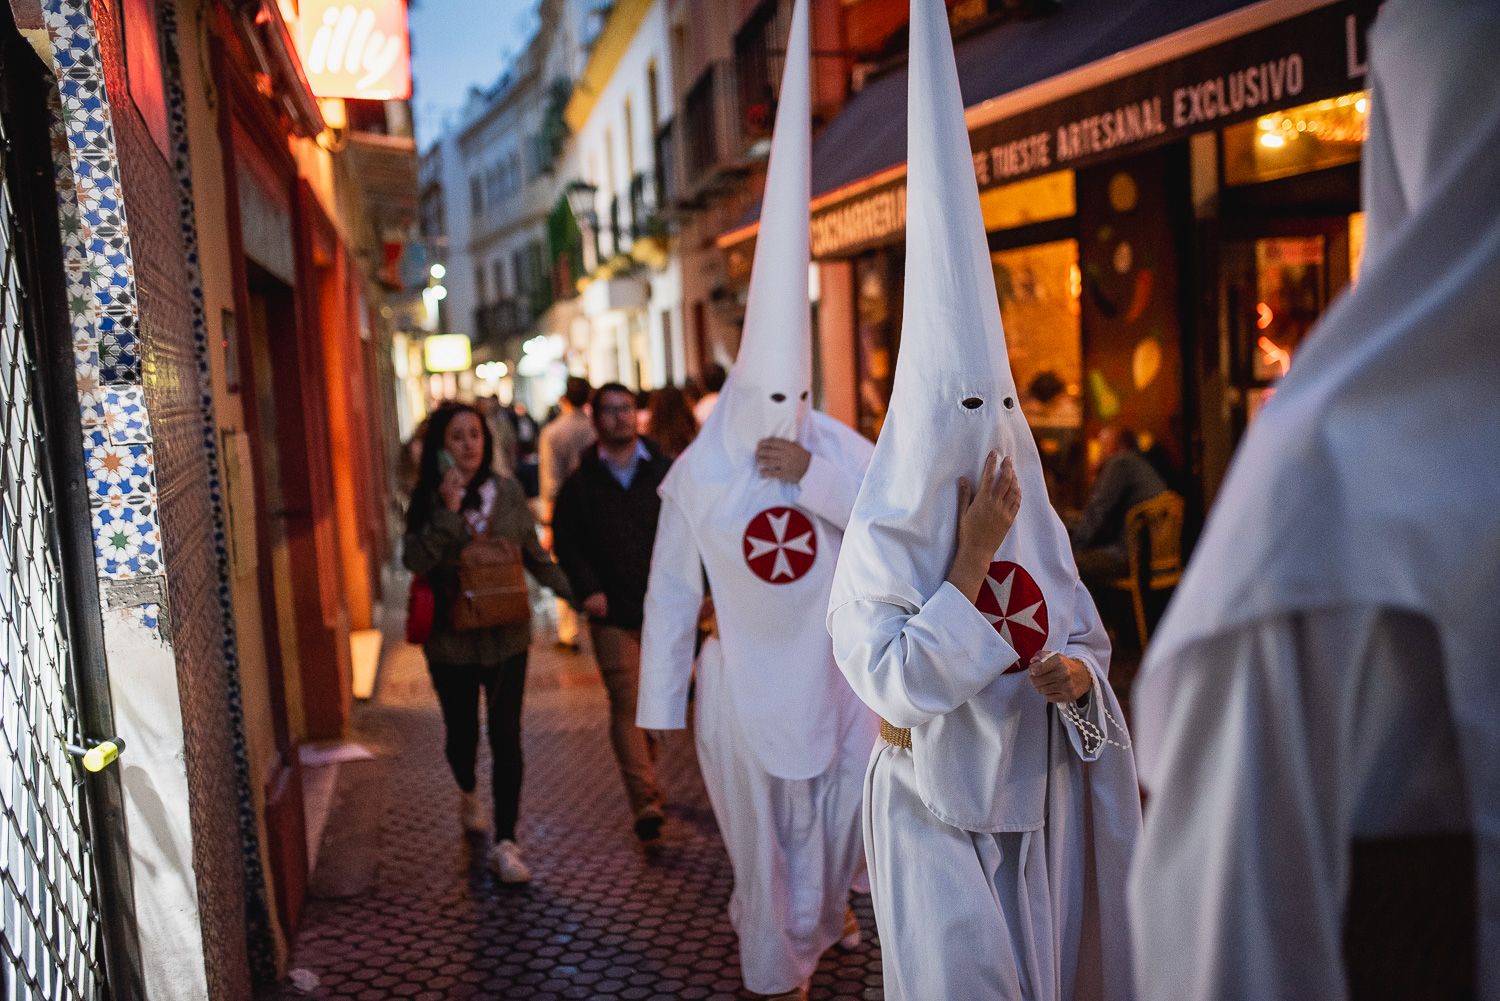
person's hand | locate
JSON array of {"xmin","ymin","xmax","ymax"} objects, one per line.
[
  {"xmin": 756, "ymin": 438, "xmax": 812, "ymax": 483},
  {"xmin": 946, "ymin": 451, "xmax": 1021, "ymax": 601},
  {"xmin": 439, "ymin": 468, "xmax": 466, "ymax": 513},
  {"xmin": 1028, "ymin": 651, "xmax": 1092, "ymax": 704},
  {"xmin": 582, "ymin": 592, "xmax": 609, "ymax": 619}
]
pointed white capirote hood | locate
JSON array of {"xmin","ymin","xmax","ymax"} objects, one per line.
[
  {"xmin": 1135, "ymin": 0, "xmax": 1500, "ymax": 803},
  {"xmin": 831, "ymin": 0, "xmax": 1078, "ymax": 656},
  {"xmin": 695, "ymin": 0, "xmax": 813, "ymax": 460},
  {"xmin": 650, "ymin": 0, "xmax": 875, "ymax": 781}
]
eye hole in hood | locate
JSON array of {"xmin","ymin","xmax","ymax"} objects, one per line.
[
  {"xmin": 1003, "ymin": 397, "xmax": 1015, "ymax": 410},
  {"xmin": 961, "ymin": 396, "xmax": 984, "ymax": 410},
  {"xmin": 771, "ymin": 392, "xmax": 787, "ymax": 403}
]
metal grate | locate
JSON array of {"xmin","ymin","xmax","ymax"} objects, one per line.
[{"xmin": 0, "ymin": 72, "xmax": 107, "ymax": 1001}]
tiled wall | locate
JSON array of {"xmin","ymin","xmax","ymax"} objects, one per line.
[
  {"xmin": 157, "ymin": 0, "xmax": 277, "ymax": 982},
  {"xmin": 39, "ymin": 0, "xmax": 264, "ymax": 996}
]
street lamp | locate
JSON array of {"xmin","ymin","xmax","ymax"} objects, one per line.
[{"xmin": 565, "ymin": 179, "xmax": 600, "ymax": 273}]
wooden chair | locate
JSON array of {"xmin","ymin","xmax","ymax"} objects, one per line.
[{"xmin": 1106, "ymin": 491, "xmax": 1185, "ymax": 647}]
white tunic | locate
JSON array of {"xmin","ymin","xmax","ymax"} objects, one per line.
[
  {"xmin": 637, "ymin": 0, "xmax": 877, "ymax": 988},
  {"xmin": 825, "ymin": 0, "xmax": 1141, "ymax": 994},
  {"xmin": 638, "ymin": 447, "xmax": 876, "ymax": 995},
  {"xmin": 1129, "ymin": 607, "xmax": 1468, "ymax": 1001},
  {"xmin": 832, "ymin": 579, "xmax": 1138, "ymax": 1000},
  {"xmin": 1130, "ymin": 2, "xmax": 1500, "ymax": 994}
]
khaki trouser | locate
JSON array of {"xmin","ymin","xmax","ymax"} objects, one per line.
[
  {"xmin": 555, "ymin": 598, "xmax": 580, "ymax": 646},
  {"xmin": 589, "ymin": 624, "xmax": 664, "ymax": 819}
]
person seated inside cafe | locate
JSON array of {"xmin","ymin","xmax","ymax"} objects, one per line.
[{"xmin": 1068, "ymin": 424, "xmax": 1168, "ymax": 591}]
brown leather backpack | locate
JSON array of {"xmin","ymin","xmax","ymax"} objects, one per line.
[{"xmin": 451, "ymin": 535, "xmax": 530, "ymax": 630}]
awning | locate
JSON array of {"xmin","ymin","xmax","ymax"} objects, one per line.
[{"xmin": 722, "ymin": 0, "xmax": 1372, "ymax": 257}]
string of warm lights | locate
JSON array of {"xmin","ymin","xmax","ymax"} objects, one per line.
[{"xmin": 1256, "ymin": 92, "xmax": 1369, "ymax": 149}]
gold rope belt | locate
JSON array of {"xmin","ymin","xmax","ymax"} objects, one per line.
[{"xmin": 879, "ymin": 719, "xmax": 912, "ymax": 749}]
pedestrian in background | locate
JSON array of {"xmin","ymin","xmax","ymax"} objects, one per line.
[
  {"xmin": 475, "ymin": 394, "xmax": 518, "ymax": 479},
  {"xmin": 552, "ymin": 382, "xmax": 672, "ymax": 844},
  {"xmin": 403, "ymin": 402, "xmax": 575, "ymax": 884},
  {"xmin": 693, "ymin": 363, "xmax": 726, "ymax": 424},
  {"xmin": 537, "ymin": 376, "xmax": 596, "ymax": 650},
  {"xmin": 1067, "ymin": 424, "xmax": 1168, "ymax": 591},
  {"xmin": 511, "ymin": 401, "xmax": 541, "ymax": 497},
  {"xmin": 645, "ymin": 384, "xmax": 699, "ymax": 460}
]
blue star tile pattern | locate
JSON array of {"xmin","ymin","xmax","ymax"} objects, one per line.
[
  {"xmin": 101, "ymin": 387, "xmax": 151, "ymax": 444},
  {"xmin": 42, "ymin": 0, "xmax": 163, "ymax": 589},
  {"xmin": 92, "ymin": 499, "xmax": 162, "ymax": 578}
]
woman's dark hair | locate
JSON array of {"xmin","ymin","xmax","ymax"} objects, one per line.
[
  {"xmin": 406, "ymin": 401, "xmax": 494, "ymax": 531},
  {"xmin": 647, "ymin": 384, "xmax": 699, "ymax": 459}
]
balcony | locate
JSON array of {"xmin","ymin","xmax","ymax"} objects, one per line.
[
  {"xmin": 678, "ymin": 61, "xmax": 751, "ymax": 202},
  {"xmin": 473, "ymin": 299, "xmax": 532, "ymax": 356},
  {"xmin": 653, "ymin": 120, "xmax": 676, "ymax": 212},
  {"xmin": 734, "ymin": 0, "xmax": 785, "ymax": 149}
]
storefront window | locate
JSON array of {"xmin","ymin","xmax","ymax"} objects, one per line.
[
  {"xmin": 979, "ymin": 170, "xmax": 1075, "ymax": 231},
  {"xmin": 1223, "ymin": 91, "xmax": 1369, "ymax": 186},
  {"xmin": 1349, "ymin": 211, "xmax": 1366, "ymax": 283},
  {"xmin": 1250, "ymin": 235, "xmax": 1324, "ymax": 383},
  {"xmin": 991, "ymin": 239, "xmax": 1083, "ymax": 429},
  {"xmin": 854, "ymin": 248, "xmax": 903, "ymax": 440},
  {"xmin": 991, "ymin": 239, "xmax": 1084, "ymax": 506}
]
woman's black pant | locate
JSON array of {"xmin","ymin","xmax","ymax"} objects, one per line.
[{"xmin": 428, "ymin": 652, "xmax": 528, "ymax": 840}]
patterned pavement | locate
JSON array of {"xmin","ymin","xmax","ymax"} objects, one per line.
[{"xmin": 269, "ymin": 615, "xmax": 884, "ymax": 1001}]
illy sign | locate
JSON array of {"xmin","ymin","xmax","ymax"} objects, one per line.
[{"xmin": 296, "ymin": 0, "xmax": 412, "ymax": 101}]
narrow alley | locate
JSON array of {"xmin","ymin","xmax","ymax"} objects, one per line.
[{"xmin": 269, "ymin": 598, "xmax": 883, "ymax": 1001}]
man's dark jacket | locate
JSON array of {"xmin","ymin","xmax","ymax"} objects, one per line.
[{"xmin": 551, "ymin": 442, "xmax": 672, "ymax": 630}]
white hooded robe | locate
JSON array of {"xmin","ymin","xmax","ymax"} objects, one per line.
[
  {"xmin": 1129, "ymin": 2, "xmax": 1500, "ymax": 997},
  {"xmin": 635, "ymin": 0, "xmax": 877, "ymax": 991},
  {"xmin": 826, "ymin": 0, "xmax": 1140, "ymax": 997}
]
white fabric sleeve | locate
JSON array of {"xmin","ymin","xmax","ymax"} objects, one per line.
[
  {"xmin": 1058, "ymin": 576, "xmax": 1113, "ymax": 762},
  {"xmin": 828, "ymin": 582, "xmax": 1019, "ymax": 729},
  {"xmin": 1129, "ymin": 615, "xmax": 1353, "ymax": 1001},
  {"xmin": 796, "ymin": 453, "xmax": 862, "ymax": 531},
  {"xmin": 636, "ymin": 498, "xmax": 705, "ymax": 730}
]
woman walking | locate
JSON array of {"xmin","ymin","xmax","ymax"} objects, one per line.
[
  {"xmin": 644, "ymin": 384, "xmax": 700, "ymax": 461},
  {"xmin": 404, "ymin": 402, "xmax": 574, "ymax": 883}
]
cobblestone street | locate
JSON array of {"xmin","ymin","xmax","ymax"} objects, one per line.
[{"xmin": 269, "ymin": 613, "xmax": 883, "ymax": 1001}]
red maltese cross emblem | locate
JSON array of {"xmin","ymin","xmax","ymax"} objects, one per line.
[
  {"xmin": 743, "ymin": 507, "xmax": 817, "ymax": 584},
  {"xmin": 973, "ymin": 561, "xmax": 1049, "ymax": 673}
]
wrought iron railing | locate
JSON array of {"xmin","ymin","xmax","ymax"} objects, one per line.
[{"xmin": 0, "ymin": 51, "xmax": 108, "ymax": 1001}]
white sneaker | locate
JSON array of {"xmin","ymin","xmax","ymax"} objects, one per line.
[
  {"xmin": 488, "ymin": 839, "xmax": 531, "ymax": 884},
  {"xmin": 459, "ymin": 790, "xmax": 489, "ymax": 833},
  {"xmin": 838, "ymin": 907, "xmax": 861, "ymax": 950}
]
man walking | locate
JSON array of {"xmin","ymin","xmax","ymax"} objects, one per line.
[
  {"xmin": 552, "ymin": 382, "xmax": 672, "ymax": 843},
  {"xmin": 538, "ymin": 376, "xmax": 596, "ymax": 649},
  {"xmin": 1068, "ymin": 424, "xmax": 1168, "ymax": 590}
]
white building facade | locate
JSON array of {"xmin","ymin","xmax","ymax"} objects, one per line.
[
  {"xmin": 420, "ymin": 0, "xmax": 606, "ymax": 411},
  {"xmin": 565, "ymin": 0, "xmax": 685, "ymax": 390}
]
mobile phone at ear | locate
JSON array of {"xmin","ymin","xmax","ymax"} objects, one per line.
[{"xmin": 437, "ymin": 449, "xmax": 457, "ymax": 474}]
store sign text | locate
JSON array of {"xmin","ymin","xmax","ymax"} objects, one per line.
[
  {"xmin": 1172, "ymin": 55, "xmax": 1305, "ymax": 129},
  {"xmin": 295, "ymin": 0, "xmax": 412, "ymax": 101},
  {"xmin": 810, "ymin": 185, "xmax": 907, "ymax": 258},
  {"xmin": 797, "ymin": 1, "xmax": 1371, "ymax": 259}
]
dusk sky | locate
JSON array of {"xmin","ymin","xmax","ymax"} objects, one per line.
[{"xmin": 408, "ymin": 0, "xmax": 542, "ymax": 150}]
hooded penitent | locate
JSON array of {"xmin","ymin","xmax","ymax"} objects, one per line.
[
  {"xmin": 1134, "ymin": 0, "xmax": 1500, "ymax": 988},
  {"xmin": 829, "ymin": 0, "xmax": 1105, "ymax": 832},
  {"xmin": 649, "ymin": 0, "xmax": 872, "ymax": 782}
]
